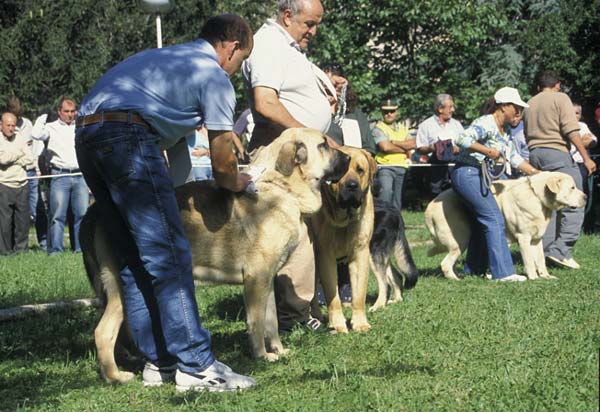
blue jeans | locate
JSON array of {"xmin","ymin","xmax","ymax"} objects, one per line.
[
  {"xmin": 451, "ymin": 165, "xmax": 515, "ymax": 279},
  {"xmin": 75, "ymin": 122, "xmax": 214, "ymax": 373},
  {"xmin": 529, "ymin": 148, "xmax": 583, "ymax": 260},
  {"xmin": 377, "ymin": 166, "xmax": 407, "ymax": 211},
  {"xmin": 48, "ymin": 170, "xmax": 89, "ymax": 253}
]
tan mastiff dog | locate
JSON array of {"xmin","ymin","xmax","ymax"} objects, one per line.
[
  {"xmin": 80, "ymin": 128, "xmax": 350, "ymax": 384},
  {"xmin": 425, "ymin": 172, "xmax": 586, "ymax": 280},
  {"xmin": 311, "ymin": 146, "xmax": 378, "ymax": 334}
]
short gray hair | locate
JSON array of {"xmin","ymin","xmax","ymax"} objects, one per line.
[
  {"xmin": 277, "ymin": 0, "xmax": 304, "ymax": 17},
  {"xmin": 434, "ymin": 94, "xmax": 453, "ymax": 113}
]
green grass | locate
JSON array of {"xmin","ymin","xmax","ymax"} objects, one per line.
[{"xmin": 0, "ymin": 213, "xmax": 599, "ymax": 411}]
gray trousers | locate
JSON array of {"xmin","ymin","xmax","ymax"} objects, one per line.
[{"xmin": 529, "ymin": 147, "xmax": 584, "ymax": 260}]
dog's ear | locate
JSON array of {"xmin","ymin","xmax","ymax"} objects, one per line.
[
  {"xmin": 362, "ymin": 150, "xmax": 378, "ymax": 184},
  {"xmin": 275, "ymin": 140, "xmax": 307, "ymax": 176},
  {"xmin": 545, "ymin": 175, "xmax": 562, "ymax": 194}
]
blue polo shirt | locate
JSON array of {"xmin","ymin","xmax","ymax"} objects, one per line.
[{"xmin": 79, "ymin": 39, "xmax": 235, "ymax": 149}]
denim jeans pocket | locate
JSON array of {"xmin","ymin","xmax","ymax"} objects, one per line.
[{"xmin": 91, "ymin": 135, "xmax": 135, "ymax": 185}]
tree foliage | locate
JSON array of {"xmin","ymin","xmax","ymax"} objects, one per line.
[{"xmin": 0, "ymin": 0, "xmax": 598, "ymax": 125}]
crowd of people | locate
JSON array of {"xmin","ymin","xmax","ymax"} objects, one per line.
[{"xmin": 1, "ymin": 0, "xmax": 599, "ymax": 392}]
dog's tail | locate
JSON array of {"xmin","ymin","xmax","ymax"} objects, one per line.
[
  {"xmin": 393, "ymin": 213, "xmax": 418, "ymax": 290},
  {"xmin": 79, "ymin": 202, "xmax": 106, "ymax": 303}
]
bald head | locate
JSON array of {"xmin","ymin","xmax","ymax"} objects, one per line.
[
  {"xmin": 1, "ymin": 112, "xmax": 17, "ymax": 138},
  {"xmin": 277, "ymin": 0, "xmax": 323, "ymax": 49}
]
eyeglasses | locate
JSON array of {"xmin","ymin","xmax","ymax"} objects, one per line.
[{"xmin": 382, "ymin": 109, "xmax": 397, "ymax": 114}]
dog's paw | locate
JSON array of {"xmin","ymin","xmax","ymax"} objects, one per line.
[
  {"xmin": 540, "ymin": 274, "xmax": 558, "ymax": 280},
  {"xmin": 104, "ymin": 371, "xmax": 135, "ymax": 384},
  {"xmin": 368, "ymin": 303, "xmax": 384, "ymax": 312},
  {"xmin": 351, "ymin": 322, "xmax": 371, "ymax": 332},
  {"xmin": 263, "ymin": 352, "xmax": 280, "ymax": 362},
  {"xmin": 330, "ymin": 324, "xmax": 349, "ymax": 334}
]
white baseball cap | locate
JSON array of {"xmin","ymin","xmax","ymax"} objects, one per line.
[{"xmin": 494, "ymin": 87, "xmax": 529, "ymax": 108}]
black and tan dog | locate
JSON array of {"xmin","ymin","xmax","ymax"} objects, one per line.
[
  {"xmin": 368, "ymin": 197, "xmax": 419, "ymax": 312},
  {"xmin": 80, "ymin": 128, "xmax": 350, "ymax": 384},
  {"xmin": 311, "ymin": 146, "xmax": 378, "ymax": 333}
]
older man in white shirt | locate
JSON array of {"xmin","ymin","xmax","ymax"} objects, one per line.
[
  {"xmin": 0, "ymin": 112, "xmax": 33, "ymax": 254},
  {"xmin": 243, "ymin": 0, "xmax": 343, "ymax": 332},
  {"xmin": 32, "ymin": 98, "xmax": 89, "ymax": 254},
  {"xmin": 416, "ymin": 94, "xmax": 464, "ymax": 197},
  {"xmin": 7, "ymin": 96, "xmax": 47, "ymax": 250}
]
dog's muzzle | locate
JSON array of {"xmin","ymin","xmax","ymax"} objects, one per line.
[
  {"xmin": 326, "ymin": 150, "xmax": 351, "ymax": 184},
  {"xmin": 338, "ymin": 179, "xmax": 364, "ymax": 210}
]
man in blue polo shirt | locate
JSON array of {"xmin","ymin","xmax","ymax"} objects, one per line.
[{"xmin": 76, "ymin": 14, "xmax": 255, "ymax": 392}]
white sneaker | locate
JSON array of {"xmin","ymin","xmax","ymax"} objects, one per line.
[
  {"xmin": 142, "ymin": 362, "xmax": 177, "ymax": 387},
  {"xmin": 175, "ymin": 360, "xmax": 256, "ymax": 393},
  {"xmin": 497, "ymin": 274, "xmax": 527, "ymax": 282},
  {"xmin": 547, "ymin": 255, "xmax": 580, "ymax": 269}
]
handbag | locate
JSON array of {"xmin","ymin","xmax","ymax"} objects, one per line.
[{"xmin": 434, "ymin": 139, "xmax": 455, "ymax": 162}]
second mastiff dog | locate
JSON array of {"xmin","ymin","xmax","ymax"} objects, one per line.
[{"xmin": 311, "ymin": 146, "xmax": 378, "ymax": 333}]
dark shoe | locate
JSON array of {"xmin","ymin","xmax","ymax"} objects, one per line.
[
  {"xmin": 279, "ymin": 317, "xmax": 326, "ymax": 333},
  {"xmin": 300, "ymin": 317, "xmax": 326, "ymax": 332}
]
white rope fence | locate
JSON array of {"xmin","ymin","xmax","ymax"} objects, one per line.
[{"xmin": 0, "ymin": 163, "xmax": 455, "ymax": 185}]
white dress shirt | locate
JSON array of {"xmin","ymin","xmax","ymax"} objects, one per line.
[{"xmin": 416, "ymin": 115, "xmax": 465, "ymax": 149}]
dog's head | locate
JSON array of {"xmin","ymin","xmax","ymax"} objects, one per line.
[
  {"xmin": 326, "ymin": 146, "xmax": 378, "ymax": 210},
  {"xmin": 531, "ymin": 172, "xmax": 586, "ymax": 210},
  {"xmin": 252, "ymin": 128, "xmax": 350, "ymax": 214}
]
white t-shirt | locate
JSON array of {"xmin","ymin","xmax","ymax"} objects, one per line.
[
  {"xmin": 242, "ymin": 19, "xmax": 332, "ymax": 133},
  {"xmin": 32, "ymin": 115, "xmax": 79, "ymax": 170}
]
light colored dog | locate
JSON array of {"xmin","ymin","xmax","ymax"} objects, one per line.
[
  {"xmin": 80, "ymin": 128, "xmax": 350, "ymax": 384},
  {"xmin": 425, "ymin": 172, "xmax": 586, "ymax": 280},
  {"xmin": 311, "ymin": 146, "xmax": 377, "ymax": 334}
]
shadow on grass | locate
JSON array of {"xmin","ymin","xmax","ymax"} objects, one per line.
[{"xmin": 203, "ymin": 292, "xmax": 246, "ymax": 321}]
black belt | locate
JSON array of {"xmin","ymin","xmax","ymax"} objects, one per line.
[
  {"xmin": 51, "ymin": 166, "xmax": 80, "ymax": 173},
  {"xmin": 76, "ymin": 111, "xmax": 150, "ymax": 128}
]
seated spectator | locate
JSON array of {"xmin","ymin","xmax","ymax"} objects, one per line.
[
  {"xmin": 372, "ymin": 99, "xmax": 416, "ymax": 211},
  {"xmin": 186, "ymin": 126, "xmax": 212, "ymax": 181},
  {"xmin": 452, "ymin": 87, "xmax": 538, "ymax": 282},
  {"xmin": 322, "ymin": 63, "xmax": 377, "ymax": 155},
  {"xmin": 0, "ymin": 112, "xmax": 33, "ymax": 254}
]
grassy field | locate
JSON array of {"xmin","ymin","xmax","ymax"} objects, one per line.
[{"xmin": 0, "ymin": 211, "xmax": 599, "ymax": 412}]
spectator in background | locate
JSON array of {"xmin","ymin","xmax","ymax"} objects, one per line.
[
  {"xmin": 186, "ymin": 125, "xmax": 213, "ymax": 181},
  {"xmin": 0, "ymin": 111, "xmax": 33, "ymax": 254},
  {"xmin": 524, "ymin": 71, "xmax": 596, "ymax": 270},
  {"xmin": 372, "ymin": 99, "xmax": 416, "ymax": 211},
  {"xmin": 243, "ymin": 0, "xmax": 345, "ymax": 332},
  {"xmin": 416, "ymin": 94, "xmax": 464, "ymax": 197},
  {"xmin": 32, "ymin": 98, "xmax": 89, "ymax": 254},
  {"xmin": 322, "ymin": 63, "xmax": 377, "ymax": 155},
  {"xmin": 571, "ymin": 102, "xmax": 597, "ymax": 194},
  {"xmin": 7, "ymin": 96, "xmax": 47, "ymax": 249}
]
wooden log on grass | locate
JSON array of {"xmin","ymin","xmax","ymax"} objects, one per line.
[{"xmin": 0, "ymin": 298, "xmax": 102, "ymax": 322}]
